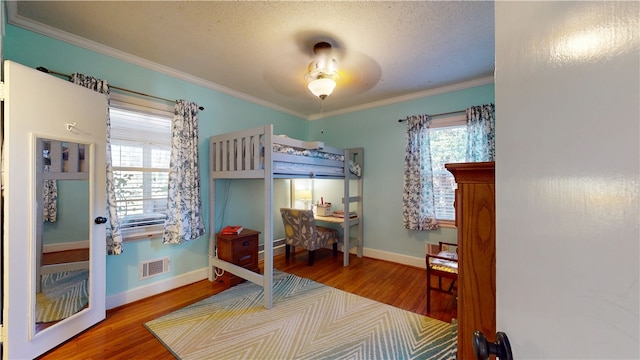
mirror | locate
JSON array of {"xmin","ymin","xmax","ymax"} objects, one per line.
[{"xmin": 35, "ymin": 138, "xmax": 90, "ymax": 333}]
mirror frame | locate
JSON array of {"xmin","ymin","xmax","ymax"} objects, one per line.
[{"xmin": 33, "ymin": 136, "xmax": 93, "ymax": 335}]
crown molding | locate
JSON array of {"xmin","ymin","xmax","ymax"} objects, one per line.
[
  {"xmin": 8, "ymin": 6, "xmax": 494, "ymax": 122},
  {"xmin": 307, "ymin": 75, "xmax": 495, "ymax": 121},
  {"xmin": 7, "ymin": 11, "xmax": 307, "ymax": 119}
]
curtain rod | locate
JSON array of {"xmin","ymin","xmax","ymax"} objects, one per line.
[
  {"xmin": 397, "ymin": 109, "xmax": 465, "ymax": 122},
  {"xmin": 36, "ymin": 66, "xmax": 205, "ymax": 111}
]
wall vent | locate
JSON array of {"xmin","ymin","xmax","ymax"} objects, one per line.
[{"xmin": 139, "ymin": 256, "xmax": 170, "ymax": 280}]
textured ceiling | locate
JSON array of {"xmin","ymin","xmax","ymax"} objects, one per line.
[{"xmin": 8, "ymin": 1, "xmax": 495, "ymax": 119}]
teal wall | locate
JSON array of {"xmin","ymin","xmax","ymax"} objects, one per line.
[
  {"xmin": 43, "ymin": 179, "xmax": 89, "ymax": 245},
  {"xmin": 4, "ymin": 25, "xmax": 305, "ymax": 296},
  {"xmin": 4, "ymin": 23, "xmax": 494, "ymax": 297},
  {"xmin": 309, "ymin": 84, "xmax": 495, "ymax": 256}
]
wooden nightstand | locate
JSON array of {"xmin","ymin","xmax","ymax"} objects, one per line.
[{"xmin": 216, "ymin": 229, "xmax": 261, "ymax": 288}]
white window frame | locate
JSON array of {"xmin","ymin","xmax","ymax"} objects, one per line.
[
  {"xmin": 429, "ymin": 114, "xmax": 467, "ymax": 228},
  {"xmin": 110, "ymin": 93, "xmax": 173, "ymax": 240}
]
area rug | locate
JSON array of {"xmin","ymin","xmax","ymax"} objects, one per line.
[
  {"xmin": 145, "ymin": 272, "xmax": 457, "ymax": 360},
  {"xmin": 36, "ymin": 269, "xmax": 89, "ymax": 323}
]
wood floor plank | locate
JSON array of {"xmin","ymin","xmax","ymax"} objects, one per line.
[{"xmin": 37, "ymin": 250, "xmax": 456, "ymax": 359}]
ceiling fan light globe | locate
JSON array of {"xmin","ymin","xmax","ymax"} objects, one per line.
[
  {"xmin": 305, "ymin": 42, "xmax": 339, "ymax": 99},
  {"xmin": 307, "ymin": 78, "xmax": 336, "ymax": 99}
]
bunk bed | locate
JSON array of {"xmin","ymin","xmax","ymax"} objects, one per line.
[
  {"xmin": 209, "ymin": 124, "xmax": 363, "ymax": 309},
  {"xmin": 35, "ymin": 139, "xmax": 90, "ymax": 292}
]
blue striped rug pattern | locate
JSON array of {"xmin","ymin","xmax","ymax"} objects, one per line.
[
  {"xmin": 146, "ymin": 273, "xmax": 457, "ymax": 359},
  {"xmin": 36, "ymin": 269, "xmax": 89, "ymax": 323}
]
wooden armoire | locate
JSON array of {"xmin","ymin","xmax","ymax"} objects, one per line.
[{"xmin": 445, "ymin": 161, "xmax": 496, "ymax": 360}]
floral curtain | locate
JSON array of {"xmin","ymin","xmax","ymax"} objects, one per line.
[
  {"xmin": 163, "ymin": 100, "xmax": 206, "ymax": 244},
  {"xmin": 402, "ymin": 114, "xmax": 439, "ymax": 230},
  {"xmin": 43, "ymin": 164, "xmax": 57, "ymax": 222},
  {"xmin": 466, "ymin": 103, "xmax": 496, "ymax": 162},
  {"xmin": 70, "ymin": 73, "xmax": 124, "ymax": 255}
]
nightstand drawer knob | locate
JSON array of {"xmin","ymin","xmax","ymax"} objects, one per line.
[{"xmin": 243, "ymin": 241, "xmax": 249, "ymax": 246}]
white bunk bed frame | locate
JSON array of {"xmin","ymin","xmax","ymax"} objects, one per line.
[{"xmin": 208, "ymin": 124, "xmax": 363, "ymax": 309}]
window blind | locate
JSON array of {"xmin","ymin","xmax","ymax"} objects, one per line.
[
  {"xmin": 110, "ymin": 106, "xmax": 172, "ymax": 230},
  {"xmin": 429, "ymin": 125, "xmax": 467, "ymax": 221}
]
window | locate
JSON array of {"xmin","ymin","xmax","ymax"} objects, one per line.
[
  {"xmin": 429, "ymin": 116, "xmax": 467, "ymax": 222},
  {"xmin": 109, "ymin": 97, "xmax": 173, "ymax": 235}
]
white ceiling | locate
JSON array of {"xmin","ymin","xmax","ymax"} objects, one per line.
[{"xmin": 8, "ymin": 1, "xmax": 495, "ymax": 119}]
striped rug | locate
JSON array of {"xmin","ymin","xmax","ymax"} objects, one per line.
[
  {"xmin": 36, "ymin": 269, "xmax": 89, "ymax": 323},
  {"xmin": 145, "ymin": 272, "xmax": 457, "ymax": 360}
]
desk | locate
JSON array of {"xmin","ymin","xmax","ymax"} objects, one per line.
[
  {"xmin": 314, "ymin": 215, "xmax": 361, "ymax": 266},
  {"xmin": 315, "ymin": 215, "xmax": 359, "ymax": 226}
]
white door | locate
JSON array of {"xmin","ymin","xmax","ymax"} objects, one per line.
[
  {"xmin": 2, "ymin": 60, "xmax": 107, "ymax": 359},
  {"xmin": 495, "ymin": 2, "xmax": 639, "ymax": 358}
]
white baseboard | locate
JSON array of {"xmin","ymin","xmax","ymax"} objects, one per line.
[
  {"xmin": 106, "ymin": 267, "xmax": 208, "ymax": 310},
  {"xmin": 43, "ymin": 240, "xmax": 90, "ymax": 253},
  {"xmin": 107, "ymin": 244, "xmax": 424, "ymax": 310},
  {"xmin": 360, "ymin": 247, "xmax": 426, "ymax": 269},
  {"xmin": 283, "ymin": 242, "xmax": 425, "ymax": 269},
  {"xmin": 273, "ymin": 239, "xmax": 425, "ymax": 269}
]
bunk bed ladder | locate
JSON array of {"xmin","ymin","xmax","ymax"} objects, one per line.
[{"xmin": 342, "ymin": 147, "xmax": 364, "ymax": 266}]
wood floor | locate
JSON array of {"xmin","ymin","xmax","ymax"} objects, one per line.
[
  {"xmin": 37, "ymin": 249, "xmax": 457, "ymax": 359},
  {"xmin": 42, "ymin": 248, "xmax": 90, "ymax": 265}
]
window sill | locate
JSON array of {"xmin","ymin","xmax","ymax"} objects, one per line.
[
  {"xmin": 437, "ymin": 220, "xmax": 456, "ymax": 229},
  {"xmin": 122, "ymin": 226, "xmax": 163, "ymax": 242}
]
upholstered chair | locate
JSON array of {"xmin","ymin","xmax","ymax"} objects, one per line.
[{"xmin": 280, "ymin": 208, "xmax": 339, "ymax": 266}]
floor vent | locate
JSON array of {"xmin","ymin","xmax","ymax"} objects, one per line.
[{"xmin": 139, "ymin": 256, "xmax": 170, "ymax": 280}]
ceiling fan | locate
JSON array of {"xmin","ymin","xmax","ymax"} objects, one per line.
[
  {"xmin": 262, "ymin": 33, "xmax": 381, "ymax": 103},
  {"xmin": 305, "ymin": 41, "xmax": 340, "ymax": 100}
]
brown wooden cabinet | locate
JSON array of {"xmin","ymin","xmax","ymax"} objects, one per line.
[
  {"xmin": 445, "ymin": 161, "xmax": 495, "ymax": 360},
  {"xmin": 216, "ymin": 229, "xmax": 261, "ymax": 288}
]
